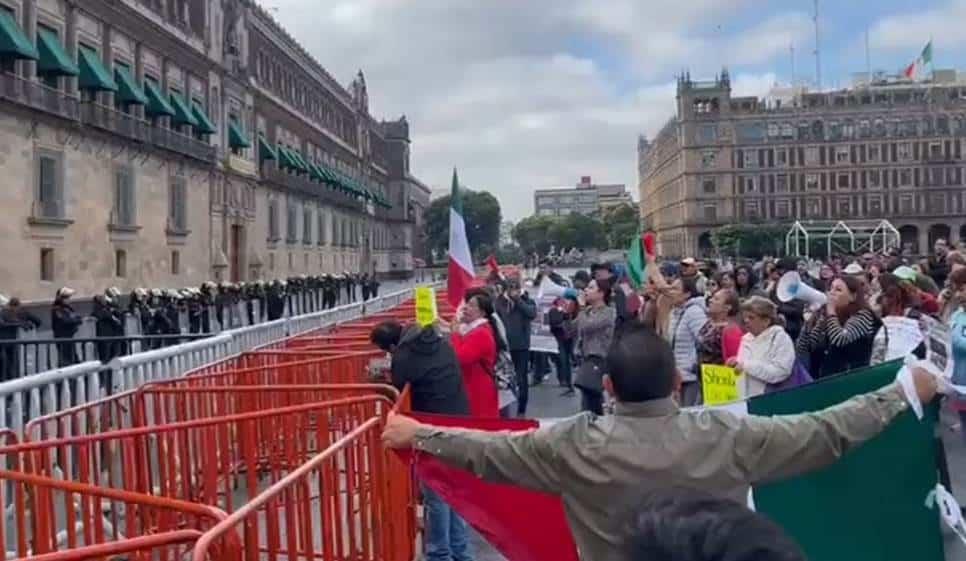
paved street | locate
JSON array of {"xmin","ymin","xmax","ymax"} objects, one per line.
[{"xmin": 467, "ymin": 382, "xmax": 966, "ymax": 561}]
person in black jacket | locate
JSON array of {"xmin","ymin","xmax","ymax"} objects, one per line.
[
  {"xmin": 768, "ymin": 258, "xmax": 806, "ymax": 341},
  {"xmin": 92, "ymin": 294, "xmax": 123, "ymax": 363},
  {"xmin": 0, "ymin": 296, "xmax": 42, "ymax": 382},
  {"xmin": 361, "ymin": 273, "xmax": 371, "ymax": 301},
  {"xmin": 51, "ymin": 287, "xmax": 83, "ymax": 367},
  {"xmin": 267, "ymin": 280, "xmax": 286, "ymax": 320},
  {"xmin": 494, "ymin": 280, "xmax": 537, "ymax": 416},
  {"xmin": 369, "ymin": 319, "xmax": 471, "ymax": 561}
]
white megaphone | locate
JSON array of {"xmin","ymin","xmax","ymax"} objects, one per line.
[
  {"xmin": 536, "ymin": 275, "xmax": 566, "ymax": 301},
  {"xmin": 776, "ymin": 271, "xmax": 827, "ymax": 307}
]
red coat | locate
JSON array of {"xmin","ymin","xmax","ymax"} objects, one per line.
[{"xmin": 451, "ymin": 324, "xmax": 499, "ymax": 418}]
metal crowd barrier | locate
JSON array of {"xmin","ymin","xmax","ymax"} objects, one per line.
[{"xmin": 0, "ymin": 284, "xmax": 434, "ymax": 437}]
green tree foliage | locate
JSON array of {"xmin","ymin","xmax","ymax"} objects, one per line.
[
  {"xmin": 601, "ymin": 204, "xmax": 640, "ymax": 249},
  {"xmin": 424, "ymin": 189, "xmax": 502, "ymax": 263},
  {"xmin": 711, "ymin": 222, "xmax": 788, "ymax": 258},
  {"xmin": 513, "ymin": 213, "xmax": 607, "ymax": 253}
]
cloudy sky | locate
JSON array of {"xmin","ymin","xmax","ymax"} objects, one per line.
[{"xmin": 257, "ymin": 0, "xmax": 953, "ymax": 221}]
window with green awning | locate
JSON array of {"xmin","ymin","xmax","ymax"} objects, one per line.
[
  {"xmin": 276, "ymin": 145, "xmax": 297, "ymax": 170},
  {"xmin": 229, "ymin": 120, "xmax": 251, "ymax": 149},
  {"xmin": 191, "ymin": 100, "xmax": 216, "ymax": 135},
  {"xmin": 36, "ymin": 28, "xmax": 76, "ymax": 76},
  {"xmin": 309, "ymin": 164, "xmax": 326, "ymax": 183},
  {"xmin": 113, "ymin": 64, "xmax": 147, "ymax": 105},
  {"xmin": 143, "ymin": 78, "xmax": 175, "ymax": 117},
  {"xmin": 288, "ymin": 149, "xmax": 309, "ymax": 173},
  {"xmin": 258, "ymin": 135, "xmax": 276, "ymax": 162},
  {"xmin": 78, "ymin": 46, "xmax": 117, "ymax": 92},
  {"xmin": 168, "ymin": 91, "xmax": 198, "ymax": 127},
  {"xmin": 0, "ymin": 9, "xmax": 37, "ymax": 60}
]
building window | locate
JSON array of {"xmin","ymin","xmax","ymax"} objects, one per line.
[
  {"xmin": 837, "ymin": 198, "xmax": 851, "ymax": 216},
  {"xmin": 868, "ymin": 144, "xmax": 880, "ymax": 162},
  {"xmin": 171, "ymin": 250, "xmax": 180, "ymax": 274},
  {"xmin": 775, "ymin": 200, "xmax": 791, "ymax": 218},
  {"xmin": 168, "ymin": 177, "xmax": 187, "ymax": 232},
  {"xmin": 701, "ymin": 150, "xmax": 716, "ymax": 168},
  {"xmin": 776, "ymin": 149, "xmax": 788, "ymax": 167},
  {"xmin": 697, "ymin": 124, "xmax": 717, "ymax": 143},
  {"xmin": 899, "ymin": 195, "xmax": 914, "ymax": 213},
  {"xmin": 743, "ymin": 201, "xmax": 759, "ymax": 218},
  {"xmin": 36, "ymin": 151, "xmax": 64, "ymax": 218},
  {"xmin": 115, "ymin": 249, "xmax": 127, "ymax": 278},
  {"xmin": 806, "ymin": 174, "xmax": 819, "ymax": 191},
  {"xmin": 868, "ymin": 197, "xmax": 883, "ymax": 216},
  {"xmin": 702, "ymin": 177, "xmax": 716, "ymax": 194},
  {"xmin": 317, "ymin": 211, "xmax": 325, "ymax": 246},
  {"xmin": 777, "ymin": 174, "xmax": 789, "ymax": 193},
  {"xmin": 780, "ymin": 123, "xmax": 794, "ymax": 139},
  {"xmin": 899, "ymin": 169, "xmax": 913, "ymax": 187},
  {"xmin": 268, "ymin": 199, "xmax": 279, "ymax": 241},
  {"xmin": 807, "ymin": 199, "xmax": 822, "ymax": 217},
  {"xmin": 835, "ymin": 146, "xmax": 850, "ymax": 164},
  {"xmin": 868, "ymin": 170, "xmax": 881, "ymax": 188},
  {"xmin": 898, "ymin": 142, "xmax": 913, "ymax": 161},
  {"xmin": 303, "ymin": 208, "xmax": 312, "ymax": 244},
  {"xmin": 286, "ymin": 201, "xmax": 297, "ymax": 242},
  {"xmin": 40, "ymin": 248, "xmax": 54, "ymax": 281},
  {"xmin": 929, "ymin": 194, "xmax": 945, "ymax": 214},
  {"xmin": 929, "ymin": 141, "xmax": 943, "ymax": 158},
  {"xmin": 702, "ymin": 205, "xmax": 716, "ymax": 221},
  {"xmin": 805, "ymin": 146, "xmax": 820, "ymax": 165},
  {"xmin": 767, "ymin": 122, "xmax": 779, "ymax": 137},
  {"xmin": 743, "ymin": 151, "xmax": 756, "ymax": 168},
  {"xmin": 838, "ymin": 173, "xmax": 850, "ymax": 189},
  {"xmin": 113, "ymin": 167, "xmax": 136, "ymax": 227}
]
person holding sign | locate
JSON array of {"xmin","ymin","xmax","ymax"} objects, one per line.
[{"xmin": 728, "ymin": 296, "xmax": 794, "ymax": 398}]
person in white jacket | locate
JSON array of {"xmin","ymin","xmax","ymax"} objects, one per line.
[{"xmin": 727, "ymin": 296, "xmax": 795, "ymax": 398}]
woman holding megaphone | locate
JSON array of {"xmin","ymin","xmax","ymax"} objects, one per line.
[{"xmin": 795, "ymin": 276, "xmax": 880, "ymax": 379}]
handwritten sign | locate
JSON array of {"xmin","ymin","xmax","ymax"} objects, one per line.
[
  {"xmin": 701, "ymin": 364, "xmax": 740, "ymax": 405},
  {"xmin": 415, "ymin": 286, "xmax": 438, "ymax": 327}
]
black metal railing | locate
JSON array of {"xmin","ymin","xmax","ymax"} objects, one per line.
[
  {"xmin": 0, "ymin": 333, "xmax": 212, "ymax": 382},
  {"xmin": 150, "ymin": 126, "xmax": 216, "ymax": 163},
  {"xmin": 80, "ymin": 102, "xmax": 152, "ymax": 143},
  {"xmin": 0, "ymin": 72, "xmax": 79, "ymax": 121}
]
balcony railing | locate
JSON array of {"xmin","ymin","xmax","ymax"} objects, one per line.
[
  {"xmin": 150, "ymin": 126, "xmax": 216, "ymax": 163},
  {"xmin": 0, "ymin": 72, "xmax": 79, "ymax": 121},
  {"xmin": 80, "ymin": 102, "xmax": 152, "ymax": 144}
]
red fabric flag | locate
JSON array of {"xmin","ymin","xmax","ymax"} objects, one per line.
[
  {"xmin": 486, "ymin": 254, "xmax": 500, "ymax": 275},
  {"xmin": 395, "ymin": 413, "xmax": 579, "ymax": 561},
  {"xmin": 643, "ymin": 231, "xmax": 656, "ymax": 258}
]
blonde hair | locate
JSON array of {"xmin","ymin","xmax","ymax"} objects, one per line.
[{"xmin": 740, "ymin": 295, "xmax": 778, "ymax": 324}]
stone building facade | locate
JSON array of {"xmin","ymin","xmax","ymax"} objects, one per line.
[
  {"xmin": 639, "ymin": 69, "xmax": 966, "ymax": 258},
  {"xmin": 0, "ymin": 0, "xmax": 423, "ymax": 302},
  {"xmin": 534, "ymin": 176, "xmax": 631, "ymax": 217}
]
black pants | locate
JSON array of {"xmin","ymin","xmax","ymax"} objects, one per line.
[
  {"xmin": 510, "ymin": 350, "xmax": 530, "ymax": 415},
  {"xmin": 580, "ymin": 389, "xmax": 603, "ymax": 415},
  {"xmin": 554, "ymin": 339, "xmax": 573, "ymax": 387}
]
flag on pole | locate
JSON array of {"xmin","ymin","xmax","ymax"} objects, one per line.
[
  {"xmin": 903, "ymin": 40, "xmax": 933, "ymax": 80},
  {"xmin": 627, "ymin": 232, "xmax": 645, "ymax": 288},
  {"xmin": 447, "ymin": 169, "xmax": 475, "ymax": 308}
]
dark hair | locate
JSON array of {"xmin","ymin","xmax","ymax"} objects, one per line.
[
  {"xmin": 465, "ymin": 288, "xmax": 507, "ymax": 353},
  {"xmin": 677, "ymin": 276, "xmax": 699, "ymax": 299},
  {"xmin": 832, "ymin": 275, "xmax": 868, "ymax": 321},
  {"xmin": 606, "ymin": 324, "xmax": 676, "ymax": 402},
  {"xmin": 591, "ymin": 278, "xmax": 613, "ymax": 306},
  {"xmin": 878, "ymin": 273, "xmax": 912, "ymax": 316},
  {"xmin": 627, "ymin": 487, "xmax": 806, "ymax": 561},
  {"xmin": 369, "ymin": 321, "xmax": 404, "ymax": 352},
  {"xmin": 715, "ymin": 288, "xmax": 741, "ymax": 318}
]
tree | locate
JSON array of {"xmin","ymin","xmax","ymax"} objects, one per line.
[
  {"xmin": 601, "ymin": 204, "xmax": 640, "ymax": 249},
  {"xmin": 513, "ymin": 213, "xmax": 607, "ymax": 254},
  {"xmin": 424, "ymin": 189, "xmax": 502, "ymax": 264},
  {"xmin": 711, "ymin": 222, "xmax": 788, "ymax": 258},
  {"xmin": 512, "ymin": 215, "xmax": 556, "ymax": 255}
]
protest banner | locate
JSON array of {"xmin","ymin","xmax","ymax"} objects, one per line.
[
  {"xmin": 701, "ymin": 364, "xmax": 740, "ymax": 405},
  {"xmin": 415, "ymin": 286, "xmax": 438, "ymax": 327}
]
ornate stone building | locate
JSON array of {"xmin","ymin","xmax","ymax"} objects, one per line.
[
  {"xmin": 639, "ymin": 69, "xmax": 966, "ymax": 257},
  {"xmin": 0, "ymin": 0, "xmax": 424, "ymax": 302}
]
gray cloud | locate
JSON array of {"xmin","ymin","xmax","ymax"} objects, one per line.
[{"xmin": 259, "ymin": 1, "xmax": 793, "ymax": 220}]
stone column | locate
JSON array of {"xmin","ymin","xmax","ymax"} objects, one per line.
[
  {"xmin": 918, "ymin": 224, "xmax": 929, "ymax": 256},
  {"xmin": 64, "ymin": 2, "xmax": 77, "ymax": 95},
  {"xmin": 101, "ymin": 26, "xmax": 114, "ymax": 107},
  {"xmin": 22, "ymin": 0, "xmax": 36, "ymax": 79}
]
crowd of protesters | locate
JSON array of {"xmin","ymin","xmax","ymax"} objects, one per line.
[{"xmin": 0, "ymin": 272, "xmax": 383, "ymax": 380}]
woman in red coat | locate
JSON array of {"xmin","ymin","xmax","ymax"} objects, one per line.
[{"xmin": 450, "ymin": 289, "xmax": 501, "ymax": 417}]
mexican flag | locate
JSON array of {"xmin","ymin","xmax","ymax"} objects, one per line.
[
  {"xmin": 447, "ymin": 168, "xmax": 474, "ymax": 308},
  {"xmin": 904, "ymin": 40, "xmax": 933, "ymax": 80}
]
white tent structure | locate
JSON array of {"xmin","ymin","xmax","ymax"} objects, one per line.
[{"xmin": 785, "ymin": 220, "xmax": 900, "ymax": 258}]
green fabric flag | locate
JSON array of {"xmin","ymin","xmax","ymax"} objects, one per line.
[
  {"xmin": 749, "ymin": 361, "xmax": 943, "ymax": 561},
  {"xmin": 627, "ymin": 232, "xmax": 645, "ymax": 288}
]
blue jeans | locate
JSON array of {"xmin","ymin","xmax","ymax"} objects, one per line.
[{"xmin": 423, "ymin": 484, "xmax": 472, "ymax": 561}]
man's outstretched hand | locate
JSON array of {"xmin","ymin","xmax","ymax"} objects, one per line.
[{"xmin": 382, "ymin": 412, "xmax": 423, "ymax": 449}]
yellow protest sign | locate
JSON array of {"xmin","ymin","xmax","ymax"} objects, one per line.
[
  {"xmin": 414, "ymin": 286, "xmax": 438, "ymax": 327},
  {"xmin": 701, "ymin": 364, "xmax": 740, "ymax": 405}
]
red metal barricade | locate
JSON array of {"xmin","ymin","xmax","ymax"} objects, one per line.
[
  {"xmin": 190, "ymin": 416, "xmax": 414, "ymax": 561},
  {"xmin": 3, "ymin": 396, "xmax": 394, "ymax": 513},
  {"xmin": 0, "ymin": 469, "xmax": 237, "ymax": 561}
]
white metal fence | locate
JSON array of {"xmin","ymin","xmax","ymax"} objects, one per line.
[{"xmin": 0, "ymin": 284, "xmax": 432, "ymax": 437}]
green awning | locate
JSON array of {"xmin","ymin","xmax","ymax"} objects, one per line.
[
  {"xmin": 169, "ymin": 92, "xmax": 198, "ymax": 127},
  {"xmin": 144, "ymin": 79, "xmax": 174, "ymax": 117},
  {"xmin": 229, "ymin": 120, "xmax": 251, "ymax": 149},
  {"xmin": 258, "ymin": 135, "xmax": 276, "ymax": 161},
  {"xmin": 78, "ymin": 46, "xmax": 117, "ymax": 92},
  {"xmin": 36, "ymin": 29, "xmax": 76, "ymax": 76},
  {"xmin": 191, "ymin": 101, "xmax": 216, "ymax": 135},
  {"xmin": 276, "ymin": 145, "xmax": 297, "ymax": 170},
  {"xmin": 288, "ymin": 149, "xmax": 309, "ymax": 173},
  {"xmin": 309, "ymin": 164, "xmax": 327, "ymax": 183},
  {"xmin": 113, "ymin": 65, "xmax": 147, "ymax": 105},
  {"xmin": 0, "ymin": 10, "xmax": 37, "ymax": 60}
]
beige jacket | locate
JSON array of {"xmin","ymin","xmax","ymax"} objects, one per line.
[{"xmin": 413, "ymin": 384, "xmax": 909, "ymax": 561}]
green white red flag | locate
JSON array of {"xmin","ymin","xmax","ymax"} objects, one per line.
[{"xmin": 447, "ymin": 168, "xmax": 475, "ymax": 308}]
